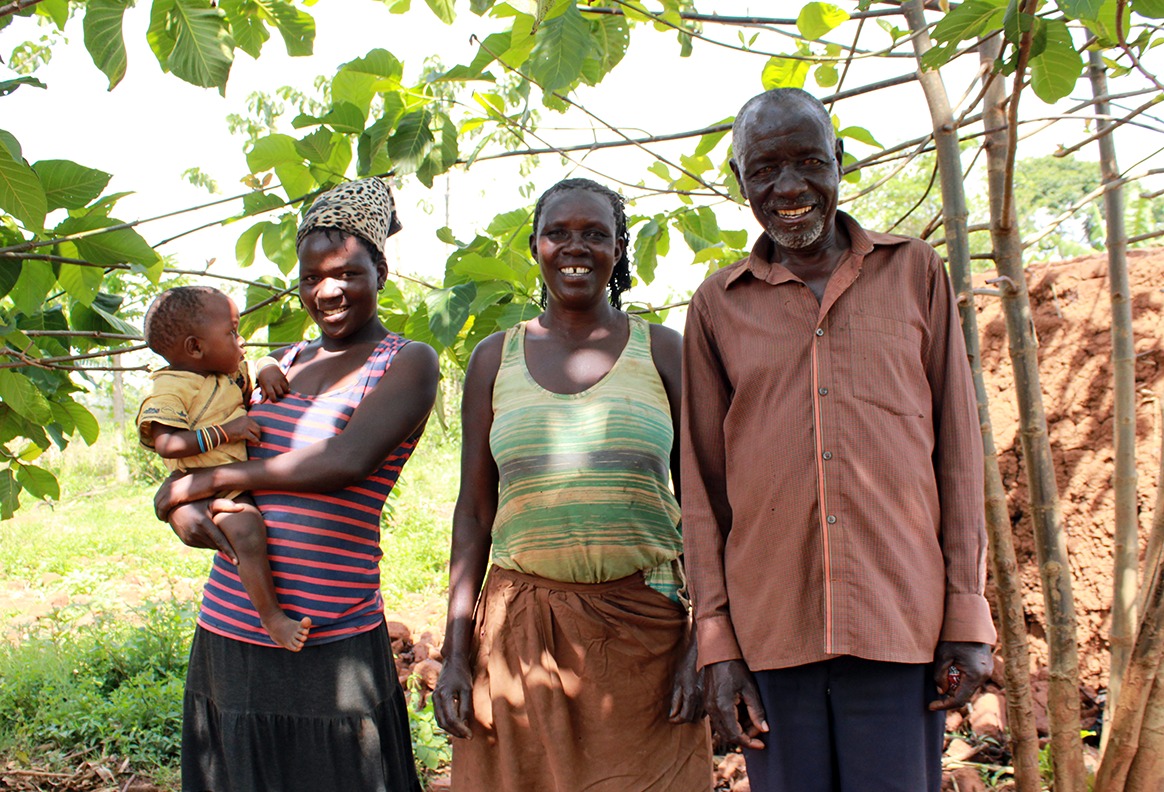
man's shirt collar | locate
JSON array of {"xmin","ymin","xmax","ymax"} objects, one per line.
[{"xmin": 724, "ymin": 212, "xmax": 912, "ymax": 290}]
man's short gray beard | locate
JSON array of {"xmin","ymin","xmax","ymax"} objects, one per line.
[{"xmin": 765, "ymin": 213, "xmax": 825, "ymax": 250}]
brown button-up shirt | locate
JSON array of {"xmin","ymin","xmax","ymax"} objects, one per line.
[{"xmin": 681, "ymin": 213, "xmax": 996, "ymax": 672}]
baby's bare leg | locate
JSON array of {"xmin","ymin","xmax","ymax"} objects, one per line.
[{"xmin": 214, "ymin": 495, "xmax": 311, "ymax": 651}]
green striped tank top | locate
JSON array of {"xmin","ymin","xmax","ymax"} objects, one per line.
[{"xmin": 489, "ymin": 314, "xmax": 684, "ymax": 600}]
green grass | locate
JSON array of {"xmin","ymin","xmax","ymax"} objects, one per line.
[{"xmin": 0, "ymin": 427, "xmax": 459, "ymax": 788}]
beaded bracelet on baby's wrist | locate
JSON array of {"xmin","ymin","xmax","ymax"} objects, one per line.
[{"xmin": 194, "ymin": 424, "xmax": 229, "ymax": 454}]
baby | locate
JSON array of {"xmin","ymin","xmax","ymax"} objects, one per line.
[{"xmin": 137, "ymin": 285, "xmax": 311, "ymax": 651}]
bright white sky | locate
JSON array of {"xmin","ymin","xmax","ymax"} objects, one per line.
[{"xmin": 3, "ymin": 1, "xmax": 1162, "ymax": 314}]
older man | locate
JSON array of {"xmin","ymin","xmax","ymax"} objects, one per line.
[{"xmin": 681, "ymin": 87, "xmax": 997, "ymax": 791}]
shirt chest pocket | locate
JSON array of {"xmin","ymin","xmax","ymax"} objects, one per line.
[{"xmin": 847, "ymin": 314, "xmax": 929, "ymax": 418}]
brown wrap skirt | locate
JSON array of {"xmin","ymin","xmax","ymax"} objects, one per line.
[{"xmin": 451, "ymin": 566, "xmax": 713, "ymax": 791}]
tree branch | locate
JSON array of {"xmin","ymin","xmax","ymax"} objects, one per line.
[
  {"xmin": 466, "ymin": 72, "xmax": 919, "ymax": 167},
  {"xmin": 0, "ymin": 0, "xmax": 44, "ymax": 18},
  {"xmin": 1055, "ymin": 96, "xmax": 1164, "ymax": 158}
]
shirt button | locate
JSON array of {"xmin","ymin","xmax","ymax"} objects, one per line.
[
  {"xmin": 827, "ymin": 515, "xmax": 837, "ymax": 524},
  {"xmin": 818, "ymin": 387, "xmax": 828, "ymax": 396},
  {"xmin": 815, "ymin": 328, "xmax": 825, "ymax": 337},
  {"xmin": 822, "ymin": 451, "xmax": 833, "ymax": 460}
]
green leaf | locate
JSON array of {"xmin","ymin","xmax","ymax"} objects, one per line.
[
  {"xmin": 471, "ymin": 0, "xmax": 495, "ymax": 13},
  {"xmin": 247, "ymin": 133, "xmax": 300, "ymax": 172},
  {"xmin": 16, "ymin": 464, "xmax": 59, "ymax": 501},
  {"xmin": 694, "ymin": 125, "xmax": 730, "ymax": 157},
  {"xmin": 930, "ymin": 0, "xmax": 1007, "ymax": 44},
  {"xmin": 295, "ymin": 128, "xmax": 335, "ymax": 164},
  {"xmin": 423, "ymin": 0, "xmax": 455, "ymax": 23},
  {"xmin": 242, "ymin": 190, "xmax": 284, "ymax": 217},
  {"xmin": 633, "ymin": 217, "xmax": 664, "ymax": 285},
  {"xmin": 1132, "ymin": 0, "xmax": 1164, "ymax": 16},
  {"xmin": 425, "ymin": 283, "xmax": 475, "ymax": 347},
  {"xmin": 60, "ymin": 399, "xmax": 100, "ymax": 444},
  {"xmin": 58, "ymin": 263, "xmax": 104, "ymax": 306},
  {"xmin": 0, "ymin": 77, "xmax": 47, "ymax": 97},
  {"xmin": 221, "ymin": 0, "xmax": 270, "ymax": 59},
  {"xmin": 1029, "ymin": 19, "xmax": 1083, "ymax": 103},
  {"xmin": 83, "ymin": 0, "xmax": 131, "ymax": 89},
  {"xmin": 267, "ymin": 304, "xmax": 313, "ymax": 345},
  {"xmin": 0, "ymin": 260, "xmax": 19, "ymax": 299},
  {"xmin": 528, "ymin": 2, "xmax": 591, "ymax": 95},
  {"xmin": 262, "ymin": 214, "xmax": 298, "ymax": 274},
  {"xmin": 797, "ymin": 3, "xmax": 850, "ymax": 40},
  {"xmin": 495, "ymin": 301, "xmax": 540, "ymax": 330},
  {"xmin": 0, "ymin": 131, "xmax": 19, "ymax": 160},
  {"xmin": 32, "ymin": 160, "xmax": 112, "ymax": 211},
  {"xmin": 261, "ymin": 0, "xmax": 315, "ymax": 56},
  {"xmin": 321, "ymin": 102, "xmax": 366, "ymax": 134},
  {"xmin": 57, "ymin": 215, "xmax": 159, "ymax": 266},
  {"xmin": 386, "ymin": 109, "xmax": 434, "ymax": 173},
  {"xmin": 580, "ymin": 13, "xmax": 629, "ymax": 86},
  {"xmin": 0, "ymin": 370, "xmax": 53, "ymax": 424},
  {"xmin": 38, "ymin": 0, "xmax": 69, "ymax": 29},
  {"xmin": 838, "ymin": 125, "xmax": 883, "ymax": 149},
  {"xmin": 0, "ymin": 469, "xmax": 19, "ymax": 520},
  {"xmin": 761, "ymin": 56, "xmax": 810, "ymax": 89},
  {"xmin": 274, "ymin": 162, "xmax": 313, "ymax": 202},
  {"xmin": 814, "ymin": 63, "xmax": 838, "ymax": 87},
  {"xmin": 0, "ymin": 144, "xmax": 47, "ymax": 230},
  {"xmin": 10, "ymin": 260, "xmax": 56, "ymax": 317},
  {"xmin": 332, "ymin": 49, "xmax": 404, "ymax": 117},
  {"xmin": 1060, "ymin": 0, "xmax": 1106, "ymax": 18},
  {"xmin": 69, "ymin": 291, "xmax": 138, "ymax": 336},
  {"xmin": 452, "ymin": 252, "xmax": 520, "ymax": 283},
  {"xmin": 677, "ymin": 206, "xmax": 722, "ymax": 253},
  {"xmin": 148, "ymin": 0, "xmax": 235, "ymax": 90},
  {"xmin": 236, "ymin": 221, "xmax": 269, "ymax": 266}
]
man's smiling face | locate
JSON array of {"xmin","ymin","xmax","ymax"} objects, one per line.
[{"xmin": 730, "ymin": 96, "xmax": 845, "ymax": 255}]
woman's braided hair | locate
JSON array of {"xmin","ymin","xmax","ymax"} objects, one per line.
[{"xmin": 531, "ymin": 178, "xmax": 632, "ymax": 310}]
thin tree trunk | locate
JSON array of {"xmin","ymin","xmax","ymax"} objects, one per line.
[
  {"xmin": 1095, "ymin": 550, "xmax": 1164, "ymax": 790},
  {"xmin": 1124, "ymin": 674, "xmax": 1164, "ymax": 790},
  {"xmin": 1089, "ymin": 51, "xmax": 1139, "ymax": 747},
  {"xmin": 1116, "ymin": 398, "xmax": 1164, "ymax": 789},
  {"xmin": 112, "ymin": 353, "xmax": 129, "ymax": 484},
  {"xmin": 1142, "ymin": 398, "xmax": 1164, "ymax": 617},
  {"xmin": 978, "ymin": 19, "xmax": 1086, "ymax": 792},
  {"xmin": 900, "ymin": 13, "xmax": 1041, "ymax": 787}
]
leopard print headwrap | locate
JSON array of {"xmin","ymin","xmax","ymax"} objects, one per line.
[{"xmin": 295, "ymin": 177, "xmax": 403, "ymax": 256}]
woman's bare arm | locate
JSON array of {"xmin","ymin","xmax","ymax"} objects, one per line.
[{"xmin": 433, "ymin": 332, "xmax": 503, "ymax": 738}]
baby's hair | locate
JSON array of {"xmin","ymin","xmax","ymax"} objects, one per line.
[
  {"xmin": 298, "ymin": 227, "xmax": 387, "ymax": 272},
  {"xmin": 142, "ymin": 285, "xmax": 225, "ymax": 359},
  {"xmin": 531, "ymin": 178, "xmax": 631, "ymax": 309}
]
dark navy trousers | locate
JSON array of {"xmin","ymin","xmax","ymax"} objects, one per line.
[{"xmin": 743, "ymin": 656, "xmax": 946, "ymax": 792}]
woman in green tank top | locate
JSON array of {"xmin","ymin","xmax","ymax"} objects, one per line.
[{"xmin": 434, "ymin": 179, "xmax": 713, "ymax": 791}]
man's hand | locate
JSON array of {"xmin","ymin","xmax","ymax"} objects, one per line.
[
  {"xmin": 930, "ymin": 641, "xmax": 992, "ymax": 711},
  {"xmin": 256, "ymin": 365, "xmax": 290, "ymax": 402},
  {"xmin": 433, "ymin": 655, "xmax": 475, "ymax": 739},
  {"xmin": 668, "ymin": 630, "xmax": 705, "ymax": 724},
  {"xmin": 704, "ymin": 659, "xmax": 768, "ymax": 750},
  {"xmin": 167, "ymin": 499, "xmax": 244, "ymax": 564},
  {"xmin": 221, "ymin": 416, "xmax": 262, "ymax": 445}
]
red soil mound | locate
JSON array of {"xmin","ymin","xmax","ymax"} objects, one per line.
[{"xmin": 976, "ymin": 246, "xmax": 1164, "ymax": 693}]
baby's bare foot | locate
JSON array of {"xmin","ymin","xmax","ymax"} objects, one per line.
[{"xmin": 263, "ymin": 614, "xmax": 312, "ymax": 651}]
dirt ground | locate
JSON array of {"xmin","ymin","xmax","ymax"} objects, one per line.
[{"xmin": 975, "ymin": 246, "xmax": 1164, "ymax": 696}]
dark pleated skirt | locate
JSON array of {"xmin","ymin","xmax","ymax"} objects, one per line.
[{"xmin": 182, "ymin": 622, "xmax": 422, "ymax": 792}]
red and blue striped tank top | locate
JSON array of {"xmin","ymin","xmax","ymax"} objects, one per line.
[{"xmin": 196, "ymin": 333, "xmax": 418, "ymax": 647}]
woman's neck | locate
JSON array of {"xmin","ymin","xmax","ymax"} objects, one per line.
[
  {"xmin": 539, "ymin": 300, "xmax": 622, "ymax": 340},
  {"xmin": 318, "ymin": 318, "xmax": 388, "ymax": 352}
]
